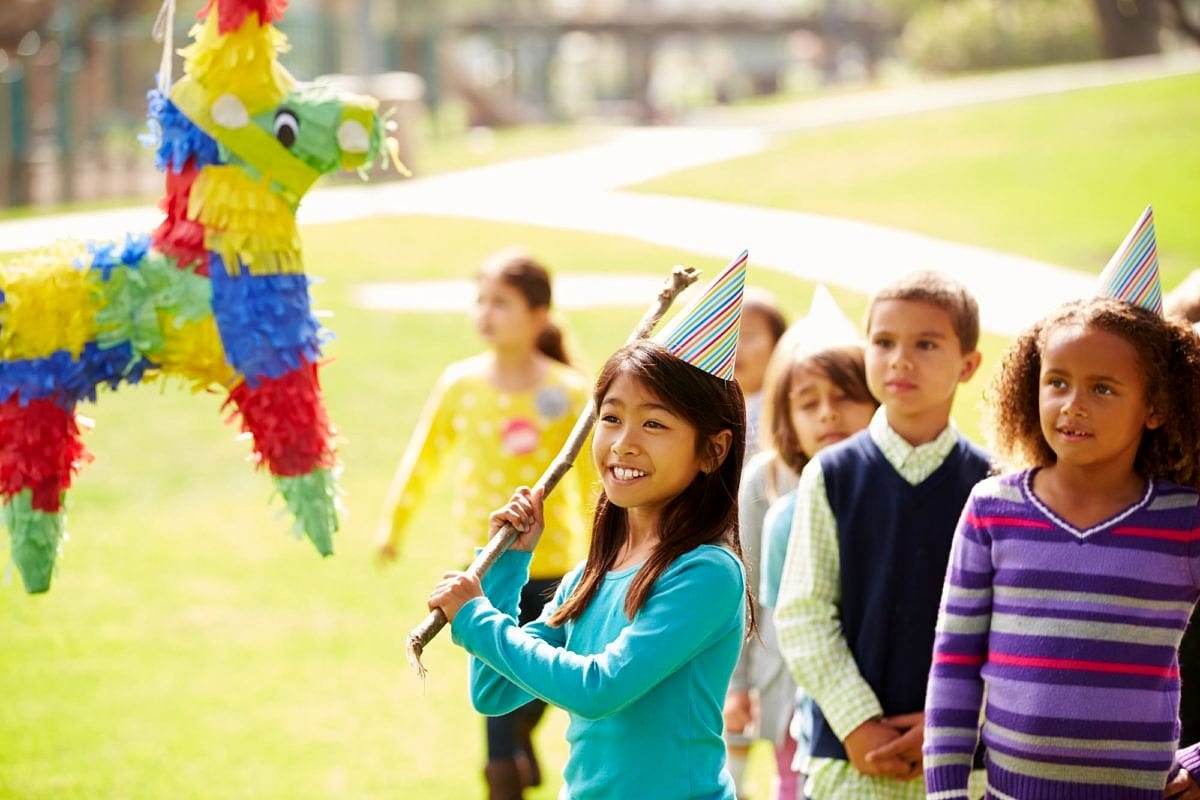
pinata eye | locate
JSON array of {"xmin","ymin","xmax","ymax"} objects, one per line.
[{"xmin": 274, "ymin": 109, "xmax": 299, "ymax": 148}]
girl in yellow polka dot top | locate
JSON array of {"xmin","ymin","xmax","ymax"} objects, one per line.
[{"xmin": 377, "ymin": 248, "xmax": 596, "ymax": 796}]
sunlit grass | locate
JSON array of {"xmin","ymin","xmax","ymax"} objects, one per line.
[{"xmin": 635, "ymin": 73, "xmax": 1200, "ymax": 289}]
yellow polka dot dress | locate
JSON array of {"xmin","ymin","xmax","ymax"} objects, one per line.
[{"xmin": 381, "ymin": 357, "xmax": 597, "ymax": 578}]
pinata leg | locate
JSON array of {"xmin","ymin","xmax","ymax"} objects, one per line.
[
  {"xmin": 228, "ymin": 364, "xmax": 338, "ymax": 556},
  {"xmin": 0, "ymin": 396, "xmax": 86, "ymax": 593}
]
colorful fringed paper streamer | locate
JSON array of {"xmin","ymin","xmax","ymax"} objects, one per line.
[
  {"xmin": 199, "ymin": 0, "xmax": 289, "ymax": 36},
  {"xmin": 0, "ymin": 244, "xmax": 95, "ymax": 361},
  {"xmin": 5, "ymin": 489, "xmax": 64, "ymax": 593},
  {"xmin": 226, "ymin": 363, "xmax": 335, "ymax": 475},
  {"xmin": 274, "ymin": 467, "xmax": 338, "ymax": 555},
  {"xmin": 181, "ymin": 12, "xmax": 290, "ymax": 112},
  {"xmin": 189, "ymin": 166, "xmax": 303, "ymax": 274},
  {"xmin": 0, "ymin": 396, "xmax": 88, "ymax": 512},
  {"xmin": 209, "ymin": 253, "xmax": 323, "ymax": 384}
]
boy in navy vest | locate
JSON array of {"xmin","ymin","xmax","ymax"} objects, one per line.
[{"xmin": 774, "ymin": 271, "xmax": 989, "ymax": 799}]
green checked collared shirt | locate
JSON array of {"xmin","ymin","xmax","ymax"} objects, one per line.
[{"xmin": 774, "ymin": 408, "xmax": 985, "ymax": 800}]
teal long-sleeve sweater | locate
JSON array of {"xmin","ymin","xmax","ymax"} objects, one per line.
[{"xmin": 451, "ymin": 545, "xmax": 745, "ymax": 799}]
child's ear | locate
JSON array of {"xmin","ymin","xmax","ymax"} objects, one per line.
[
  {"xmin": 1146, "ymin": 408, "xmax": 1164, "ymax": 430},
  {"xmin": 703, "ymin": 430, "xmax": 733, "ymax": 473},
  {"xmin": 958, "ymin": 350, "xmax": 983, "ymax": 384}
]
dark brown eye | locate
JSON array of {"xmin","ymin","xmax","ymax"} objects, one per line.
[{"xmin": 274, "ymin": 109, "xmax": 299, "ymax": 148}]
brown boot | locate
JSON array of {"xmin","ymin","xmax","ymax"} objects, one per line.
[
  {"xmin": 514, "ymin": 750, "xmax": 541, "ymax": 789},
  {"xmin": 483, "ymin": 759, "xmax": 523, "ymax": 800}
]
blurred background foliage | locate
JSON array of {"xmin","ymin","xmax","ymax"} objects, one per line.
[{"xmin": 0, "ymin": 0, "xmax": 1197, "ymax": 209}]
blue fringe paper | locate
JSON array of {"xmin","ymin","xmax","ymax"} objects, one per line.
[
  {"xmin": 144, "ymin": 89, "xmax": 221, "ymax": 173},
  {"xmin": 0, "ymin": 342, "xmax": 153, "ymax": 408},
  {"xmin": 209, "ymin": 253, "xmax": 327, "ymax": 387}
]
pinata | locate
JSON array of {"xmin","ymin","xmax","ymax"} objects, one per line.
[{"xmin": 0, "ymin": 0, "xmax": 402, "ymax": 593}]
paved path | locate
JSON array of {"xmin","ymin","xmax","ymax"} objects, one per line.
[{"xmin": 3, "ymin": 52, "xmax": 1197, "ymax": 335}]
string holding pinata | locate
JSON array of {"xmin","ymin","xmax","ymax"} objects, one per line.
[{"xmin": 0, "ymin": 0, "xmax": 406, "ymax": 593}]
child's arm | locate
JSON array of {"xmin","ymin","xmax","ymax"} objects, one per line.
[
  {"xmin": 773, "ymin": 461, "xmax": 887, "ymax": 754},
  {"xmin": 1167, "ymin": 745, "xmax": 1200, "ymax": 800},
  {"xmin": 758, "ymin": 491, "xmax": 795, "ymax": 609},
  {"xmin": 467, "ymin": 550, "xmax": 574, "ymax": 716},
  {"xmin": 921, "ymin": 493, "xmax": 994, "ymax": 797},
  {"xmin": 451, "ymin": 547, "xmax": 744, "ymax": 720},
  {"xmin": 375, "ymin": 370, "xmax": 458, "ymax": 560},
  {"xmin": 727, "ymin": 460, "xmax": 770, "ymax": 725}
]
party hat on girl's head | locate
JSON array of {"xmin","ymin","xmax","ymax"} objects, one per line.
[
  {"xmin": 1096, "ymin": 206, "xmax": 1163, "ymax": 315},
  {"xmin": 789, "ymin": 284, "xmax": 861, "ymax": 357},
  {"xmin": 655, "ymin": 250, "xmax": 748, "ymax": 380}
]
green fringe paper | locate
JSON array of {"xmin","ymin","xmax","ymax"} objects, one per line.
[
  {"xmin": 4, "ymin": 489, "xmax": 64, "ymax": 594},
  {"xmin": 92, "ymin": 252, "xmax": 214, "ymax": 359},
  {"xmin": 275, "ymin": 468, "xmax": 339, "ymax": 557}
]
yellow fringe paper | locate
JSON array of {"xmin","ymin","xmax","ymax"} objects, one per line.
[
  {"xmin": 0, "ymin": 242, "xmax": 96, "ymax": 360},
  {"xmin": 153, "ymin": 311, "xmax": 238, "ymax": 390},
  {"xmin": 188, "ymin": 165, "xmax": 303, "ymax": 275},
  {"xmin": 181, "ymin": 12, "xmax": 291, "ymax": 113}
]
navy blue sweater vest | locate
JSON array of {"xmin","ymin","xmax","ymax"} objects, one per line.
[{"xmin": 808, "ymin": 430, "xmax": 990, "ymax": 760}]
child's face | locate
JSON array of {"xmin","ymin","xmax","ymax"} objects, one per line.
[
  {"xmin": 592, "ymin": 372, "xmax": 723, "ymax": 516},
  {"xmin": 733, "ymin": 308, "xmax": 777, "ymax": 395},
  {"xmin": 474, "ymin": 274, "xmax": 547, "ymax": 352},
  {"xmin": 1038, "ymin": 324, "xmax": 1161, "ymax": 471},
  {"xmin": 788, "ymin": 366, "xmax": 876, "ymax": 459},
  {"xmin": 866, "ymin": 299, "xmax": 980, "ymax": 422}
]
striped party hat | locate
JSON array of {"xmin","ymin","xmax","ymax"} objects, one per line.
[
  {"xmin": 1095, "ymin": 206, "xmax": 1162, "ymax": 315},
  {"xmin": 655, "ymin": 250, "xmax": 748, "ymax": 381}
]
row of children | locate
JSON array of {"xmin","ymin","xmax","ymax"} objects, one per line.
[{"xmin": 386, "ymin": 208, "xmax": 1200, "ymax": 799}]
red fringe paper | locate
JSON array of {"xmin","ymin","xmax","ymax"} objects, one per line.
[
  {"xmin": 0, "ymin": 396, "xmax": 90, "ymax": 512},
  {"xmin": 153, "ymin": 160, "xmax": 209, "ymax": 273},
  {"xmin": 226, "ymin": 363, "xmax": 335, "ymax": 477},
  {"xmin": 198, "ymin": 0, "xmax": 289, "ymax": 33}
]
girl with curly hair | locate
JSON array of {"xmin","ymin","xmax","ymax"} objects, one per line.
[{"xmin": 923, "ymin": 296, "xmax": 1200, "ymax": 799}]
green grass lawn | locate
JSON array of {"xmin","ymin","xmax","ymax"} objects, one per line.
[{"xmin": 636, "ymin": 73, "xmax": 1200, "ymax": 289}]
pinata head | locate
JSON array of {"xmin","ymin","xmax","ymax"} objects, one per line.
[{"xmin": 167, "ymin": 0, "xmax": 385, "ymax": 204}]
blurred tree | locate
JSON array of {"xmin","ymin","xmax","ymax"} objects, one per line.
[
  {"xmin": 1092, "ymin": 0, "xmax": 1162, "ymax": 56},
  {"xmin": 1161, "ymin": 0, "xmax": 1200, "ymax": 42}
]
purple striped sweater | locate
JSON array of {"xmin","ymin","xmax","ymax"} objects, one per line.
[{"xmin": 923, "ymin": 469, "xmax": 1200, "ymax": 799}]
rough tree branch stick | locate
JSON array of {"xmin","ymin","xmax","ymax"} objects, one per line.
[{"xmin": 406, "ymin": 265, "xmax": 701, "ymax": 677}]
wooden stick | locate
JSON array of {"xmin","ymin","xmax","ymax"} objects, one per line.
[{"xmin": 406, "ymin": 264, "xmax": 700, "ymax": 677}]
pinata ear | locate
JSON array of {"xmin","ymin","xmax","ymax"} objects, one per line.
[
  {"xmin": 1095, "ymin": 206, "xmax": 1163, "ymax": 316},
  {"xmin": 654, "ymin": 250, "xmax": 748, "ymax": 381}
]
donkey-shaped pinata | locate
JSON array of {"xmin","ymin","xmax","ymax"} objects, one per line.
[{"xmin": 0, "ymin": 0, "xmax": 393, "ymax": 592}]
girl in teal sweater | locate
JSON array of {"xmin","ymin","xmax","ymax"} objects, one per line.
[{"xmin": 428, "ymin": 340, "xmax": 752, "ymax": 799}]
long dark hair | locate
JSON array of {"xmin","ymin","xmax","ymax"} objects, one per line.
[
  {"xmin": 480, "ymin": 248, "xmax": 570, "ymax": 365},
  {"xmin": 548, "ymin": 341, "xmax": 753, "ymax": 633}
]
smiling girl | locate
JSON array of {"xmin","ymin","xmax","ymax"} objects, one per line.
[
  {"xmin": 924, "ymin": 296, "xmax": 1200, "ymax": 799},
  {"xmin": 427, "ymin": 339, "xmax": 751, "ymax": 799}
]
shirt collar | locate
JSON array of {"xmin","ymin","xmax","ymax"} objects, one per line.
[{"xmin": 867, "ymin": 406, "xmax": 959, "ymax": 479}]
